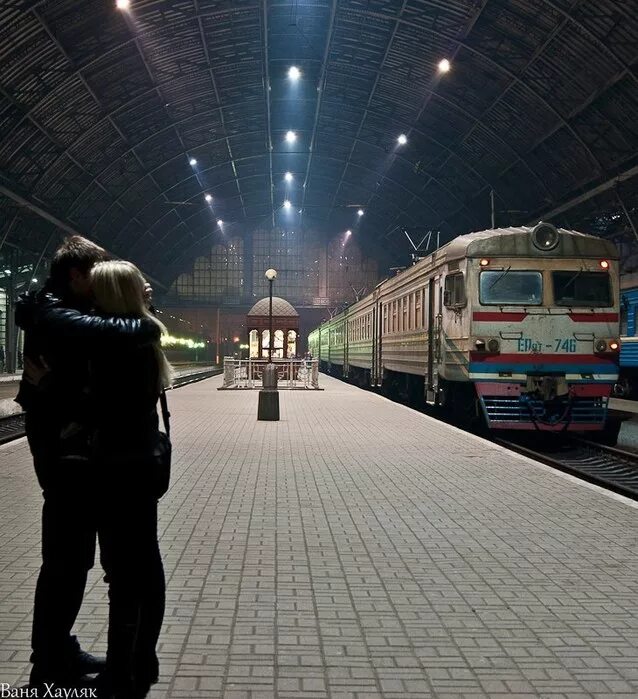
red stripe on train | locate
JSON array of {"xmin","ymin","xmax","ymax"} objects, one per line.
[
  {"xmin": 567, "ymin": 312, "xmax": 618, "ymax": 322},
  {"xmin": 473, "ymin": 312, "xmax": 527, "ymax": 321},
  {"xmin": 469, "ymin": 353, "xmax": 616, "ymax": 364}
]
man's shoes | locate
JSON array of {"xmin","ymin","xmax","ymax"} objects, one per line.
[
  {"xmin": 67, "ymin": 647, "xmax": 107, "ymax": 676},
  {"xmin": 29, "ymin": 637, "xmax": 106, "ymax": 686}
]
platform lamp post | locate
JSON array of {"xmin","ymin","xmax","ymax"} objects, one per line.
[
  {"xmin": 265, "ymin": 268, "xmax": 277, "ymax": 361},
  {"xmin": 258, "ymin": 268, "xmax": 280, "ymax": 420}
]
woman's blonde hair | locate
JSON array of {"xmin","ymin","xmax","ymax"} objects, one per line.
[{"xmin": 90, "ymin": 260, "xmax": 174, "ymax": 388}]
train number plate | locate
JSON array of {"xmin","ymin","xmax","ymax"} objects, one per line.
[{"xmin": 516, "ymin": 337, "xmax": 577, "ymax": 353}]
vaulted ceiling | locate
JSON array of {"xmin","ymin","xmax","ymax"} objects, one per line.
[{"xmin": 2, "ymin": 0, "xmax": 638, "ymax": 287}]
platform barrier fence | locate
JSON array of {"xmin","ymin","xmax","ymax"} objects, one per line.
[{"xmin": 220, "ymin": 358, "xmax": 320, "ymax": 389}]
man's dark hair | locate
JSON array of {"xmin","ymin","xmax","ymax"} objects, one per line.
[{"xmin": 48, "ymin": 236, "xmax": 109, "ymax": 292}]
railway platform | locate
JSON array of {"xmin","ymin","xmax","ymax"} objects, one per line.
[{"xmin": 0, "ymin": 375, "xmax": 637, "ymax": 698}]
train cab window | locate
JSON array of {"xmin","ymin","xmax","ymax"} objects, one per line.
[
  {"xmin": 444, "ymin": 273, "xmax": 466, "ymax": 307},
  {"xmin": 552, "ymin": 271, "xmax": 612, "ymax": 307},
  {"xmin": 479, "ymin": 270, "xmax": 542, "ymax": 305}
]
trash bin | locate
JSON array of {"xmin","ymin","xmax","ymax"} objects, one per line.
[{"xmin": 258, "ymin": 363, "xmax": 280, "ymax": 420}]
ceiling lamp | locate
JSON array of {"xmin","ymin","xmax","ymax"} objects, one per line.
[
  {"xmin": 357, "ymin": 209, "xmax": 364, "ymax": 217},
  {"xmin": 285, "ymin": 130, "xmax": 297, "ymax": 143},
  {"xmin": 205, "ymin": 194, "xmax": 213, "ymax": 203},
  {"xmin": 438, "ymin": 58, "xmax": 451, "ymax": 73},
  {"xmin": 189, "ymin": 158, "xmax": 197, "ymax": 166},
  {"xmin": 116, "ymin": 0, "xmax": 130, "ymax": 9},
  {"xmin": 284, "ymin": 172, "xmax": 293, "ymax": 182},
  {"xmin": 397, "ymin": 134, "xmax": 407, "ymax": 145},
  {"xmin": 283, "ymin": 200, "xmax": 292, "ymax": 210},
  {"xmin": 217, "ymin": 219, "xmax": 223, "ymax": 226},
  {"xmin": 288, "ymin": 66, "xmax": 301, "ymax": 81}
]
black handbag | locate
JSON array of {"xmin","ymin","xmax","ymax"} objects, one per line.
[{"xmin": 151, "ymin": 390, "xmax": 172, "ymax": 498}]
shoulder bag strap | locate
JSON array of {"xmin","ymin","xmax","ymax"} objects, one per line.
[{"xmin": 159, "ymin": 389, "xmax": 171, "ymax": 437}]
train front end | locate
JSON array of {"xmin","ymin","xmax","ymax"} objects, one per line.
[{"xmin": 469, "ymin": 224, "xmax": 620, "ymax": 434}]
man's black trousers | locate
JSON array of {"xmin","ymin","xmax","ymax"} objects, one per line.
[{"xmin": 31, "ymin": 478, "xmax": 97, "ymax": 667}]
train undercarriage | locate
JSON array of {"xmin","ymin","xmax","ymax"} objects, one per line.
[{"xmin": 320, "ymin": 361, "xmax": 622, "ymax": 445}]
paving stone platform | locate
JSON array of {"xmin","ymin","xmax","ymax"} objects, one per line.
[{"xmin": 1, "ymin": 374, "xmax": 637, "ymax": 698}]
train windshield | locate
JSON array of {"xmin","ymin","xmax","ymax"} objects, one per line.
[
  {"xmin": 552, "ymin": 271, "xmax": 612, "ymax": 307},
  {"xmin": 479, "ymin": 270, "xmax": 542, "ymax": 305}
]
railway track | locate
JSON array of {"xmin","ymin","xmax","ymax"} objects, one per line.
[
  {"xmin": 0, "ymin": 367, "xmax": 221, "ymax": 446},
  {"xmin": 494, "ymin": 435, "xmax": 638, "ymax": 500}
]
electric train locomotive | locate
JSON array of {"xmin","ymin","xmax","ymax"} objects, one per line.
[{"xmin": 308, "ymin": 223, "xmax": 621, "ymax": 441}]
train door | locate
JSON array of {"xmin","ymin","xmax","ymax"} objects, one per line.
[
  {"xmin": 344, "ymin": 316, "xmax": 349, "ymax": 377},
  {"xmin": 426, "ymin": 276, "xmax": 442, "ymax": 403},
  {"xmin": 372, "ymin": 301, "xmax": 381, "ymax": 386}
]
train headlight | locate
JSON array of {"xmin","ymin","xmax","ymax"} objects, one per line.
[
  {"xmin": 479, "ymin": 258, "xmax": 490, "ymax": 267},
  {"xmin": 595, "ymin": 339, "xmax": 607, "ymax": 352},
  {"xmin": 532, "ymin": 222, "xmax": 559, "ymax": 251},
  {"xmin": 487, "ymin": 338, "xmax": 500, "ymax": 353},
  {"xmin": 599, "ymin": 259, "xmax": 609, "ymax": 269},
  {"xmin": 475, "ymin": 338, "xmax": 486, "ymax": 351},
  {"xmin": 610, "ymin": 340, "xmax": 619, "ymax": 351}
]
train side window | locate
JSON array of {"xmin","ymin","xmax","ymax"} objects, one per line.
[
  {"xmin": 621, "ymin": 297, "xmax": 628, "ymax": 335},
  {"xmin": 444, "ymin": 273, "xmax": 466, "ymax": 307},
  {"xmin": 408, "ymin": 293, "xmax": 414, "ymax": 329}
]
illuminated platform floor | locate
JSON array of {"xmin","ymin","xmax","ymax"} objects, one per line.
[{"xmin": 0, "ymin": 375, "xmax": 637, "ymax": 698}]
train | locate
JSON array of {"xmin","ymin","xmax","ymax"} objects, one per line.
[{"xmin": 308, "ymin": 223, "xmax": 622, "ymax": 442}]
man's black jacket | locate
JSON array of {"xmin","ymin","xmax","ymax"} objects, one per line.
[{"xmin": 15, "ymin": 288, "xmax": 160, "ymax": 488}]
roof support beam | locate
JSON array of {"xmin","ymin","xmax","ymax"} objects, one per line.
[
  {"xmin": 533, "ymin": 163, "xmax": 638, "ymax": 223},
  {"xmin": 326, "ymin": 0, "xmax": 409, "ymax": 222},
  {"xmin": 195, "ymin": 0, "xmax": 247, "ymax": 219},
  {"xmin": 262, "ymin": 0, "xmax": 275, "ymax": 227},
  {"xmin": 299, "ymin": 0, "xmax": 338, "ymax": 225},
  {"xmin": 0, "ymin": 173, "xmax": 167, "ymax": 289}
]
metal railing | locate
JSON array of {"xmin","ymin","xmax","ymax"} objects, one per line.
[{"xmin": 221, "ymin": 358, "xmax": 320, "ymax": 389}]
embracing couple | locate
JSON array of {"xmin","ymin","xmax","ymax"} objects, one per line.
[{"xmin": 16, "ymin": 236, "xmax": 173, "ymax": 699}]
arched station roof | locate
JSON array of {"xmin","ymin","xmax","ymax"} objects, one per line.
[{"xmin": 1, "ymin": 0, "xmax": 638, "ymax": 286}]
